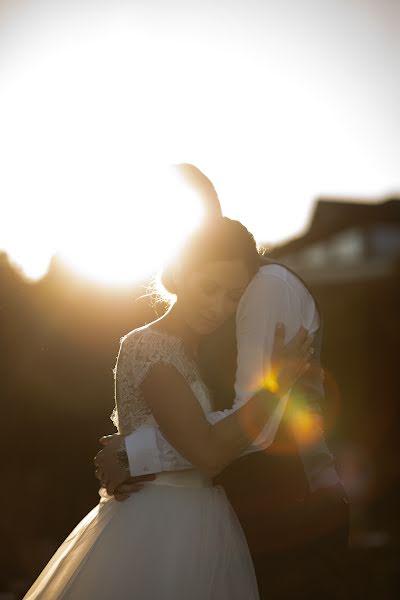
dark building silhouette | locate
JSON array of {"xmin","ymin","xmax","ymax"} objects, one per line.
[
  {"xmin": 268, "ymin": 197, "xmax": 400, "ymax": 596},
  {"xmin": 269, "ymin": 197, "xmax": 400, "ymax": 282}
]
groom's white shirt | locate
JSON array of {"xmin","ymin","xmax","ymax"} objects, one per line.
[{"xmin": 124, "ymin": 264, "xmax": 340, "ymax": 491}]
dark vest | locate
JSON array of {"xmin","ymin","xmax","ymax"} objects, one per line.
[{"xmin": 198, "ymin": 258, "xmax": 326, "ymax": 555}]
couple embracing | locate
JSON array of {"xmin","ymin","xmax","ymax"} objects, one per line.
[{"xmin": 24, "ymin": 165, "xmax": 349, "ymax": 599}]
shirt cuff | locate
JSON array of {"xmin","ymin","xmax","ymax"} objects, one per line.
[{"xmin": 125, "ymin": 427, "xmax": 162, "ymax": 477}]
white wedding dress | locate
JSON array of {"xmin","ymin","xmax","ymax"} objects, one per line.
[{"xmin": 24, "ymin": 327, "xmax": 259, "ymax": 600}]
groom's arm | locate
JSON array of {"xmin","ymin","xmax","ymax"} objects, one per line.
[
  {"xmin": 124, "ymin": 426, "xmax": 192, "ymax": 476},
  {"xmin": 234, "ymin": 268, "xmax": 339, "ymax": 490}
]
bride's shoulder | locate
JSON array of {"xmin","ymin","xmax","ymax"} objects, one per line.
[
  {"xmin": 122, "ymin": 324, "xmax": 151, "ymax": 342},
  {"xmin": 120, "ymin": 325, "xmax": 181, "ymax": 355},
  {"xmin": 118, "ymin": 325, "xmax": 189, "ymax": 380}
]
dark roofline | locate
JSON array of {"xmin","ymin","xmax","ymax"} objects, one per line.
[{"xmin": 268, "ymin": 197, "xmax": 400, "ymax": 257}]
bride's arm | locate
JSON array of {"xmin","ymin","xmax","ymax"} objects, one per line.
[
  {"xmin": 141, "ymin": 367, "xmax": 274, "ymax": 478},
  {"xmin": 140, "ymin": 326, "xmax": 310, "ymax": 479}
]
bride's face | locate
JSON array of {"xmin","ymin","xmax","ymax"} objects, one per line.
[{"xmin": 175, "ymin": 259, "xmax": 251, "ymax": 335}]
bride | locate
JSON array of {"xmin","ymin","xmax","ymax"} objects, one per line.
[{"xmin": 24, "ymin": 217, "xmax": 311, "ymax": 600}]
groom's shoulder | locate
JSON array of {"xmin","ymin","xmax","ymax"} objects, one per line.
[
  {"xmin": 251, "ymin": 262, "xmax": 308, "ymax": 296},
  {"xmin": 258, "ymin": 262, "xmax": 291, "ymax": 280},
  {"xmin": 247, "ymin": 262, "xmax": 319, "ymax": 322}
]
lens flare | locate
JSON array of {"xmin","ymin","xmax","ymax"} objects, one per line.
[
  {"xmin": 261, "ymin": 368, "xmax": 279, "ymax": 394},
  {"xmin": 288, "ymin": 406, "xmax": 323, "ymax": 447}
]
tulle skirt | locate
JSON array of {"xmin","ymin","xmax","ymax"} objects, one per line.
[{"xmin": 24, "ymin": 470, "xmax": 259, "ymax": 599}]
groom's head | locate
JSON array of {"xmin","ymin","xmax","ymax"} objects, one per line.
[{"xmin": 173, "ymin": 163, "xmax": 223, "ymax": 221}]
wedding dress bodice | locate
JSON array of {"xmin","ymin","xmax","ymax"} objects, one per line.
[{"xmin": 111, "ymin": 327, "xmax": 213, "ymax": 436}]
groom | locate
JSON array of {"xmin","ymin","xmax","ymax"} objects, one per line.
[{"xmin": 95, "ymin": 165, "xmax": 349, "ymax": 599}]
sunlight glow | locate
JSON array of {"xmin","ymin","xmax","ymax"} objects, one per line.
[
  {"xmin": 288, "ymin": 408, "xmax": 323, "ymax": 447},
  {"xmin": 282, "ymin": 386, "xmax": 327, "ymax": 448},
  {"xmin": 0, "ymin": 10, "xmax": 209, "ymax": 285},
  {"xmin": 1, "ymin": 1, "xmax": 398, "ymax": 284},
  {"xmin": 56, "ymin": 168, "xmax": 206, "ymax": 285},
  {"xmin": 6, "ymin": 248, "xmax": 53, "ymax": 282}
]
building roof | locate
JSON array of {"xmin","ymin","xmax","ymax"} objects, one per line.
[{"xmin": 269, "ymin": 197, "xmax": 400, "ymax": 257}]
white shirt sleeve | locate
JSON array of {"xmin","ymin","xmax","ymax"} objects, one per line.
[
  {"xmin": 124, "ymin": 427, "xmax": 163, "ymax": 476},
  {"xmin": 232, "ymin": 267, "xmax": 338, "ymax": 489},
  {"xmin": 208, "ymin": 265, "xmax": 320, "ymax": 453}
]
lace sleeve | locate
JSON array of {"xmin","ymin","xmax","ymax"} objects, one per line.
[{"xmin": 111, "ymin": 328, "xmax": 198, "ymax": 435}]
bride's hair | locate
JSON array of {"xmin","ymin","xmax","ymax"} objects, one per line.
[{"xmin": 161, "ymin": 217, "xmax": 261, "ymax": 296}]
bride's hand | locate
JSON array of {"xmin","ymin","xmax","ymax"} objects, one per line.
[
  {"xmin": 113, "ymin": 475, "xmax": 156, "ymax": 501},
  {"xmin": 94, "ymin": 433, "xmax": 130, "ymax": 496},
  {"xmin": 269, "ymin": 323, "xmax": 313, "ymax": 396},
  {"xmin": 94, "ymin": 434, "xmax": 156, "ymax": 498}
]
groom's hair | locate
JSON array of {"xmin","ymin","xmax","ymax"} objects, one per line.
[
  {"xmin": 161, "ymin": 217, "xmax": 260, "ymax": 296},
  {"xmin": 173, "ymin": 163, "xmax": 223, "ymax": 220}
]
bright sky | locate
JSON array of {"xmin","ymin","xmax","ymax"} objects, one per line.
[{"xmin": 1, "ymin": 0, "xmax": 399, "ymax": 285}]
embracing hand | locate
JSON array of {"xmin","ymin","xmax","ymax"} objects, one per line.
[
  {"xmin": 269, "ymin": 323, "xmax": 313, "ymax": 396},
  {"xmin": 94, "ymin": 433, "xmax": 155, "ymax": 500}
]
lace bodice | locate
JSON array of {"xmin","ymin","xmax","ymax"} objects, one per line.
[{"xmin": 111, "ymin": 326, "xmax": 213, "ymax": 435}]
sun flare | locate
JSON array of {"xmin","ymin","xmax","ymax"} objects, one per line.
[
  {"xmin": 0, "ymin": 9, "xmax": 210, "ymax": 287},
  {"xmin": 60, "ymin": 170, "xmax": 205, "ymax": 285},
  {"xmin": 1, "ymin": 1, "xmax": 398, "ymax": 286},
  {"xmin": 2, "ymin": 161, "xmax": 205, "ymax": 286}
]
